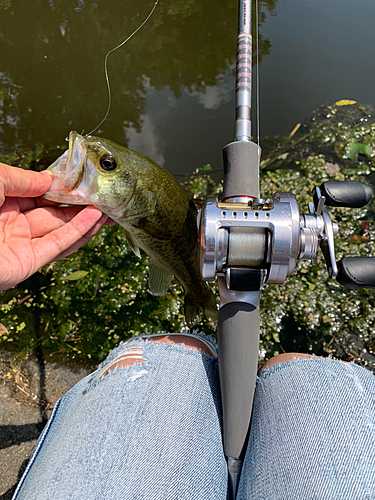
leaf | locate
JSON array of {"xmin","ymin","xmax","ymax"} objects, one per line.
[
  {"xmin": 277, "ymin": 152, "xmax": 289, "ymax": 160},
  {"xmin": 359, "ymin": 144, "xmax": 373, "ymax": 157},
  {"xmin": 260, "ymin": 152, "xmax": 289, "ymax": 169},
  {"xmin": 349, "ymin": 142, "xmax": 359, "ymax": 160},
  {"xmin": 335, "ymin": 99, "xmax": 356, "ymax": 106},
  {"xmin": 198, "ymin": 164, "xmax": 212, "ymax": 171},
  {"xmin": 64, "ymin": 270, "xmax": 89, "ymax": 281},
  {"xmin": 348, "ymin": 142, "xmax": 373, "ymax": 160}
]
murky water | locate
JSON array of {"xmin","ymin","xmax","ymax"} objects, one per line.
[{"xmin": 1, "ymin": 0, "xmax": 375, "ymax": 179}]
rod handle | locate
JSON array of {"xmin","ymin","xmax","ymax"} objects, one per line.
[
  {"xmin": 222, "ymin": 141, "xmax": 261, "ymax": 200},
  {"xmin": 337, "ymin": 257, "xmax": 375, "ymax": 288},
  {"xmin": 218, "ymin": 301, "xmax": 259, "ymax": 459},
  {"xmin": 319, "ymin": 181, "xmax": 372, "ymax": 208}
]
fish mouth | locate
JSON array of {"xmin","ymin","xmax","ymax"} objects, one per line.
[{"xmin": 43, "ymin": 131, "xmax": 92, "ymax": 205}]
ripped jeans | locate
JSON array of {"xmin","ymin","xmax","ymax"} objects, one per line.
[{"xmin": 12, "ymin": 334, "xmax": 375, "ymax": 500}]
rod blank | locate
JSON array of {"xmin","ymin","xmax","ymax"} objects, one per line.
[{"xmin": 235, "ymin": 0, "xmax": 252, "ymax": 141}]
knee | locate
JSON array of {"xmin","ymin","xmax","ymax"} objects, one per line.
[
  {"xmin": 99, "ymin": 334, "xmax": 216, "ymax": 379},
  {"xmin": 258, "ymin": 353, "xmax": 316, "ymax": 376}
]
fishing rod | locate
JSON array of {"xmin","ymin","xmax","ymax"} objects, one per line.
[
  {"xmin": 198, "ymin": 0, "xmax": 375, "ymax": 498},
  {"xmin": 203, "ymin": 1, "xmax": 262, "ymax": 496}
]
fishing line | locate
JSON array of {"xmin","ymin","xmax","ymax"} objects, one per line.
[
  {"xmin": 256, "ymin": 0, "xmax": 260, "ymax": 146},
  {"xmin": 87, "ymin": 0, "xmax": 159, "ymax": 136}
]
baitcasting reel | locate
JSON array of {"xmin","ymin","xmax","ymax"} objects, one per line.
[{"xmin": 198, "ymin": 180, "xmax": 375, "ymax": 295}]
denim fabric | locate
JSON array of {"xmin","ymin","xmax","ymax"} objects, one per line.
[
  {"xmin": 12, "ymin": 340, "xmax": 375, "ymax": 500},
  {"xmin": 13, "ymin": 339, "xmax": 227, "ymax": 500},
  {"xmin": 238, "ymin": 357, "xmax": 375, "ymax": 500}
]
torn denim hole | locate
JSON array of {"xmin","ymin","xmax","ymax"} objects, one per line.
[
  {"xmin": 124, "ymin": 333, "xmax": 218, "ymax": 358},
  {"xmin": 95, "ymin": 345, "xmax": 148, "ymax": 381}
]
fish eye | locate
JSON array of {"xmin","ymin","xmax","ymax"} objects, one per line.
[{"xmin": 100, "ymin": 155, "xmax": 117, "ymax": 171}]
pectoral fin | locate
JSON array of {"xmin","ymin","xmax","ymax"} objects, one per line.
[
  {"xmin": 123, "ymin": 189, "xmax": 157, "ymax": 221},
  {"xmin": 123, "ymin": 229, "xmax": 141, "ymax": 258},
  {"xmin": 134, "ymin": 218, "xmax": 171, "ymax": 240},
  {"xmin": 148, "ymin": 263, "xmax": 172, "ymax": 296}
]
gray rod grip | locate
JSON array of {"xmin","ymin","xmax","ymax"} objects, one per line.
[
  {"xmin": 222, "ymin": 140, "xmax": 261, "ymax": 200},
  {"xmin": 218, "ymin": 302, "xmax": 260, "ymax": 459}
]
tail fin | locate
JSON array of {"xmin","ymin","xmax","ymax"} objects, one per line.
[{"xmin": 184, "ymin": 285, "xmax": 218, "ymax": 327}]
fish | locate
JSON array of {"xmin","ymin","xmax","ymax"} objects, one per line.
[{"xmin": 44, "ymin": 131, "xmax": 217, "ymax": 326}]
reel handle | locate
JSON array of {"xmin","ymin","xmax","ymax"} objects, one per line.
[
  {"xmin": 319, "ymin": 181, "xmax": 372, "ymax": 208},
  {"xmin": 337, "ymin": 257, "xmax": 375, "ymax": 288}
]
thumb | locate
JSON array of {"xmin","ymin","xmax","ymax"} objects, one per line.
[{"xmin": 0, "ymin": 164, "xmax": 53, "ymax": 205}]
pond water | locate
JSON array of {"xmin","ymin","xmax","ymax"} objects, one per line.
[{"xmin": 1, "ymin": 0, "xmax": 375, "ymax": 179}]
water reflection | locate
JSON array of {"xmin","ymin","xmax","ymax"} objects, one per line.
[
  {"xmin": 0, "ymin": 0, "xmax": 275, "ymax": 176},
  {"xmin": 127, "ymin": 113, "xmax": 166, "ymax": 167},
  {"xmin": 125, "ymin": 70, "xmax": 236, "ymax": 175}
]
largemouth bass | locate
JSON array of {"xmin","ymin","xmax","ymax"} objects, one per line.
[{"xmin": 44, "ymin": 131, "xmax": 217, "ymax": 326}]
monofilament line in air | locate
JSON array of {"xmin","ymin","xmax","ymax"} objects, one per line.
[{"xmin": 87, "ymin": 0, "xmax": 159, "ymax": 136}]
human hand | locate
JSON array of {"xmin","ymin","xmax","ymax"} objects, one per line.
[{"xmin": 0, "ymin": 162, "xmax": 111, "ymax": 291}]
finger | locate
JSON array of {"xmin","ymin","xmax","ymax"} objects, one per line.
[
  {"xmin": 25, "ymin": 205, "xmax": 86, "ymax": 238},
  {"xmin": 31, "ymin": 206, "xmax": 106, "ymax": 266},
  {"xmin": 17, "ymin": 196, "xmax": 68, "ymax": 213},
  {"xmin": 56, "ymin": 214, "xmax": 110, "ymax": 259},
  {"xmin": 0, "ymin": 163, "xmax": 53, "ymax": 205}
]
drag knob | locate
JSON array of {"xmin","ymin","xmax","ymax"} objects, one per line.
[
  {"xmin": 337, "ymin": 257, "xmax": 375, "ymax": 288},
  {"xmin": 319, "ymin": 181, "xmax": 372, "ymax": 208}
]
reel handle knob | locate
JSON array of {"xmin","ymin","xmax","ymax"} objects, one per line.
[
  {"xmin": 319, "ymin": 181, "xmax": 372, "ymax": 208},
  {"xmin": 337, "ymin": 257, "xmax": 375, "ymax": 288}
]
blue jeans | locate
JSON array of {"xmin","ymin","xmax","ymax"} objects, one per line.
[{"xmin": 12, "ymin": 335, "xmax": 375, "ymax": 499}]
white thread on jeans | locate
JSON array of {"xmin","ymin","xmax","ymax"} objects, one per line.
[
  {"xmin": 128, "ymin": 369, "xmax": 149, "ymax": 381},
  {"xmin": 124, "ymin": 333, "xmax": 218, "ymax": 358},
  {"xmin": 96, "ymin": 346, "xmax": 147, "ymax": 380}
]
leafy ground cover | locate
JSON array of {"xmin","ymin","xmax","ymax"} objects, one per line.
[{"xmin": 1, "ymin": 101, "xmax": 374, "ymax": 371}]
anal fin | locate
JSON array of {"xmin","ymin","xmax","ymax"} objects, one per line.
[
  {"xmin": 148, "ymin": 263, "xmax": 172, "ymax": 296},
  {"xmin": 184, "ymin": 295, "xmax": 199, "ymax": 328},
  {"xmin": 184, "ymin": 286, "xmax": 218, "ymax": 327}
]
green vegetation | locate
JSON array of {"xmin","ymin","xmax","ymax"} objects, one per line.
[
  {"xmin": 258, "ymin": 102, "xmax": 375, "ymax": 369},
  {"xmin": 0, "ymin": 102, "xmax": 375, "ymax": 372}
]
